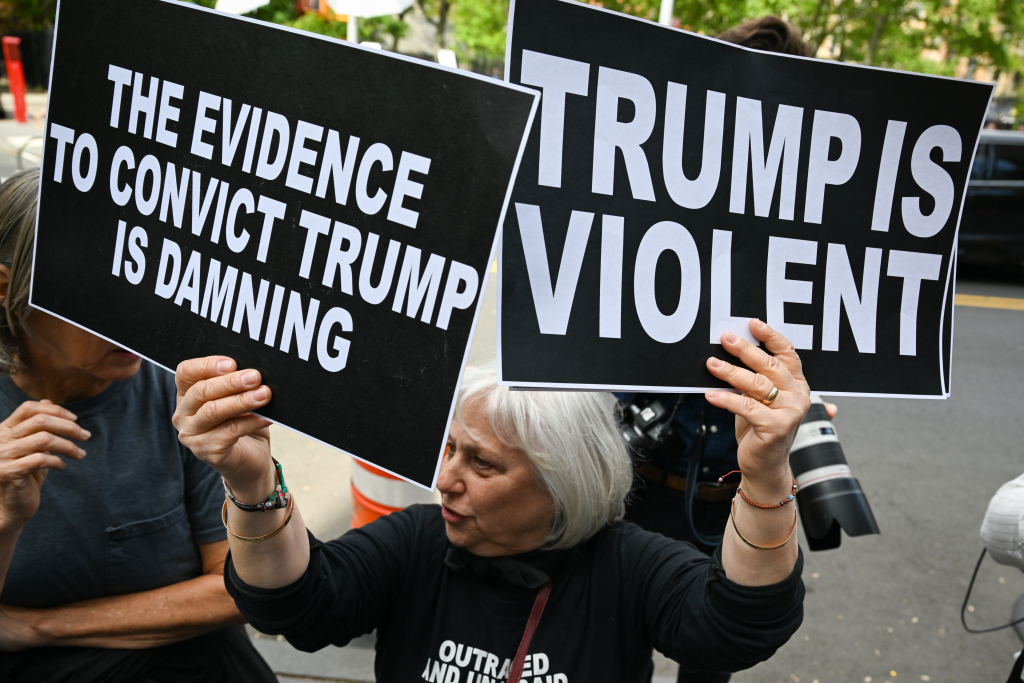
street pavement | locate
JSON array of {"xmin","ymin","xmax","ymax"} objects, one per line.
[
  {"xmin": 0, "ymin": 93, "xmax": 48, "ymax": 181},
  {"xmin": 4, "ymin": 112, "xmax": 1023, "ymax": 682}
]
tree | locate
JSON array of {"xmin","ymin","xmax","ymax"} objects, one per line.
[
  {"xmin": 644, "ymin": 0, "xmax": 1024, "ymax": 77},
  {"xmin": 417, "ymin": 0, "xmax": 453, "ymax": 49},
  {"xmin": 453, "ymin": 0, "xmax": 508, "ymax": 60},
  {"xmin": 0, "ymin": 0, "xmax": 57, "ymax": 33}
]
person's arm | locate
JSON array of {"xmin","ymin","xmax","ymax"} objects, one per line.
[
  {"xmin": 172, "ymin": 357, "xmax": 310, "ymax": 589},
  {"xmin": 0, "ymin": 539, "xmax": 245, "ymax": 650},
  {"xmin": 633, "ymin": 527, "xmax": 804, "ymax": 674},
  {"xmin": 702, "ymin": 319, "xmax": 810, "ymax": 586}
]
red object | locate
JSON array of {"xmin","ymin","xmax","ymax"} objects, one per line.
[
  {"xmin": 2, "ymin": 37, "xmax": 26, "ymax": 123},
  {"xmin": 350, "ymin": 460, "xmax": 404, "ymax": 528}
]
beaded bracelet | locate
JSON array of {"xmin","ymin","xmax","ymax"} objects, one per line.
[
  {"xmin": 222, "ymin": 495, "xmax": 295, "ymax": 542},
  {"xmin": 718, "ymin": 470, "xmax": 797, "ymax": 509},
  {"xmin": 222, "ymin": 457, "xmax": 290, "ymax": 512}
]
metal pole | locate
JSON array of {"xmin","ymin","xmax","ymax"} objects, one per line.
[
  {"xmin": 658, "ymin": 0, "xmax": 673, "ymax": 26},
  {"xmin": 347, "ymin": 15, "xmax": 358, "ymax": 43}
]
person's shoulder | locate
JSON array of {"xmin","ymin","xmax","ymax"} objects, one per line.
[
  {"xmin": 323, "ymin": 504, "xmax": 446, "ymax": 567},
  {"xmin": 383, "ymin": 503, "xmax": 445, "ymax": 539},
  {"xmin": 591, "ymin": 519, "xmax": 711, "ymax": 567},
  {"xmin": 344, "ymin": 504, "xmax": 443, "ymax": 543}
]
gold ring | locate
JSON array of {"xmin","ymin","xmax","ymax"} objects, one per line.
[{"xmin": 760, "ymin": 386, "xmax": 779, "ymax": 406}]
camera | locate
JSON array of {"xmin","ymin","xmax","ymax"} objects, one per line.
[
  {"xmin": 618, "ymin": 396, "xmax": 684, "ymax": 459},
  {"xmin": 791, "ymin": 395, "xmax": 880, "ymax": 550}
]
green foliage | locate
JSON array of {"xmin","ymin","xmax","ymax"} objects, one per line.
[
  {"xmin": 247, "ymin": 0, "xmax": 297, "ymax": 23},
  {"xmin": 0, "ymin": 0, "xmax": 57, "ymax": 32},
  {"xmin": 285, "ymin": 11, "xmax": 349, "ymax": 40},
  {"xmin": 248, "ymin": 1, "xmax": 407, "ymax": 49},
  {"xmin": 580, "ymin": 0, "xmax": 1024, "ymax": 78},
  {"xmin": 417, "ymin": 0, "xmax": 453, "ymax": 49},
  {"xmin": 277, "ymin": 11, "xmax": 409, "ymax": 48},
  {"xmin": 361, "ymin": 15, "xmax": 410, "ymax": 47},
  {"xmin": 453, "ymin": 0, "xmax": 509, "ymax": 59}
]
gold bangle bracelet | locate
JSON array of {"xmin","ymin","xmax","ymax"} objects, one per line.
[
  {"xmin": 729, "ymin": 498, "xmax": 798, "ymax": 551},
  {"xmin": 221, "ymin": 494, "xmax": 295, "ymax": 542}
]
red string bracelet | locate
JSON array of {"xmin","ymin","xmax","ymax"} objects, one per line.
[{"xmin": 718, "ymin": 470, "xmax": 797, "ymax": 509}]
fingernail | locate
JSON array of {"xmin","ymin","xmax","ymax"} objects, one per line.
[
  {"xmin": 252, "ymin": 387, "xmax": 268, "ymax": 402},
  {"xmin": 752, "ymin": 318, "xmax": 766, "ymax": 328},
  {"xmin": 217, "ymin": 360, "xmax": 233, "ymax": 373},
  {"xmin": 81, "ymin": 429, "xmax": 91, "ymax": 439},
  {"xmin": 79, "ymin": 448, "xmax": 87, "ymax": 457},
  {"xmin": 241, "ymin": 371, "xmax": 259, "ymax": 386},
  {"xmin": 709, "ymin": 358, "xmax": 723, "ymax": 368},
  {"xmin": 724, "ymin": 332, "xmax": 737, "ymax": 343},
  {"xmin": 706, "ymin": 389, "xmax": 718, "ymax": 398}
]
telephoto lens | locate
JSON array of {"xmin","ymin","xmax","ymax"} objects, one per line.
[{"xmin": 790, "ymin": 396, "xmax": 879, "ymax": 550}]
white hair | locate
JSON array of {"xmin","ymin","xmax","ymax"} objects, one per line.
[{"xmin": 455, "ymin": 364, "xmax": 633, "ymax": 549}]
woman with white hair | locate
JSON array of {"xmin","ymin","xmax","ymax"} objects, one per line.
[{"xmin": 173, "ymin": 320, "xmax": 809, "ymax": 681}]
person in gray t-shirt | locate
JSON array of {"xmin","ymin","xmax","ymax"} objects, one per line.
[{"xmin": 0, "ymin": 171, "xmax": 276, "ymax": 683}]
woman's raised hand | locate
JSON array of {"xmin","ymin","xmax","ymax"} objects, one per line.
[
  {"xmin": 704, "ymin": 319, "xmax": 811, "ymax": 499},
  {"xmin": 0, "ymin": 400, "xmax": 88, "ymax": 527},
  {"xmin": 173, "ymin": 357, "xmax": 274, "ymax": 501}
]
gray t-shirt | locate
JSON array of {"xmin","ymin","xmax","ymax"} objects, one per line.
[{"xmin": 0, "ymin": 361, "xmax": 225, "ymax": 607}]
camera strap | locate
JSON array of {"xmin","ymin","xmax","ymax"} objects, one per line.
[
  {"xmin": 507, "ymin": 579, "xmax": 553, "ymax": 683},
  {"xmin": 683, "ymin": 412, "xmax": 707, "ymax": 506},
  {"xmin": 684, "ymin": 411, "xmax": 725, "ymax": 546}
]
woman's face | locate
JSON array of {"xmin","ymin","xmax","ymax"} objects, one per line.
[
  {"xmin": 23, "ymin": 309, "xmax": 142, "ymax": 384},
  {"xmin": 438, "ymin": 399, "xmax": 556, "ymax": 557}
]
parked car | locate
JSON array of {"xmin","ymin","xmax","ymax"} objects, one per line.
[{"xmin": 959, "ymin": 129, "xmax": 1024, "ymax": 268}]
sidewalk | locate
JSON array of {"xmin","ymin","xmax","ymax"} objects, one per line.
[{"xmin": 0, "ymin": 93, "xmax": 48, "ymax": 180}]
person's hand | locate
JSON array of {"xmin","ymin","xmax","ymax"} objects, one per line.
[
  {"xmin": 704, "ymin": 320, "xmax": 811, "ymax": 500},
  {"xmin": 173, "ymin": 357, "xmax": 274, "ymax": 502},
  {"xmin": 0, "ymin": 400, "xmax": 88, "ymax": 528}
]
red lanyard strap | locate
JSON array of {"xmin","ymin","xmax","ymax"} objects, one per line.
[{"xmin": 507, "ymin": 580, "xmax": 553, "ymax": 683}]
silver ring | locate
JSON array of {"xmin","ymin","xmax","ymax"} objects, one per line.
[{"xmin": 760, "ymin": 386, "xmax": 779, "ymax": 406}]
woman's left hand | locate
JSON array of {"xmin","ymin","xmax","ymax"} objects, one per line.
[{"xmin": 704, "ymin": 319, "xmax": 811, "ymax": 498}]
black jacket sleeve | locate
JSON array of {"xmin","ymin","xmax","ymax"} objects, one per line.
[
  {"xmin": 624, "ymin": 525, "xmax": 804, "ymax": 674},
  {"xmin": 224, "ymin": 505, "xmax": 430, "ymax": 652}
]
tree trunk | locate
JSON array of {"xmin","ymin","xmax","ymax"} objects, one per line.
[
  {"xmin": 866, "ymin": 12, "xmax": 888, "ymax": 65},
  {"xmin": 436, "ymin": 0, "xmax": 450, "ymax": 49},
  {"xmin": 808, "ymin": 0, "xmax": 830, "ymax": 49},
  {"xmin": 393, "ymin": 7, "xmax": 409, "ymax": 52}
]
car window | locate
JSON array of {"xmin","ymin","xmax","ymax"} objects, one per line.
[
  {"xmin": 991, "ymin": 144, "xmax": 1024, "ymax": 181},
  {"xmin": 971, "ymin": 145, "xmax": 989, "ymax": 180}
]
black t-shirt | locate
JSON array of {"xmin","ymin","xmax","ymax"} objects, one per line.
[
  {"xmin": 1, "ymin": 361, "xmax": 225, "ymax": 607},
  {"xmin": 226, "ymin": 504, "xmax": 803, "ymax": 681}
]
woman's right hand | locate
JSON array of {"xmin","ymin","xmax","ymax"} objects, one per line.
[
  {"xmin": 0, "ymin": 400, "xmax": 88, "ymax": 527},
  {"xmin": 172, "ymin": 356, "xmax": 275, "ymax": 502}
]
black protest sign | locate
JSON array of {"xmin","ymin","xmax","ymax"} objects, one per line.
[
  {"xmin": 32, "ymin": 0, "xmax": 537, "ymax": 487},
  {"xmin": 498, "ymin": 0, "xmax": 992, "ymax": 397}
]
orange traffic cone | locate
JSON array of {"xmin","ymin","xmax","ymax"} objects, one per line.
[{"xmin": 350, "ymin": 458, "xmax": 436, "ymax": 528}]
